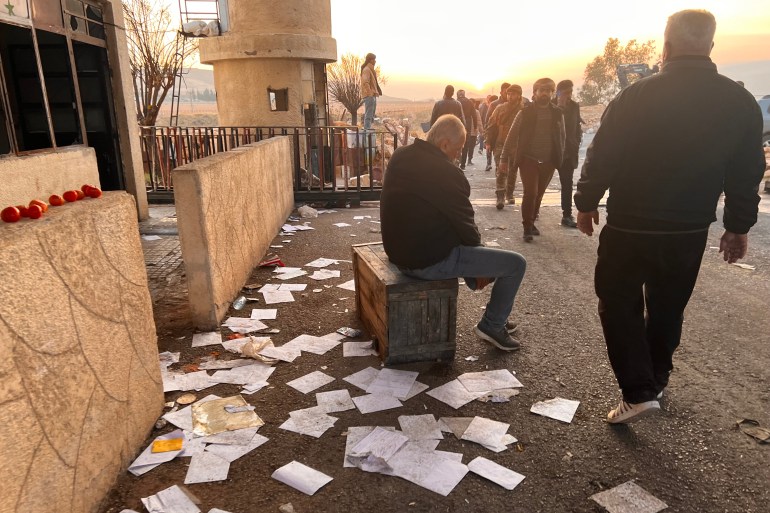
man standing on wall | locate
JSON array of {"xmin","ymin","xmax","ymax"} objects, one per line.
[
  {"xmin": 361, "ymin": 53, "xmax": 381, "ymax": 131},
  {"xmin": 575, "ymin": 9, "xmax": 765, "ymax": 423},
  {"xmin": 555, "ymin": 79, "xmax": 582, "ymax": 228}
]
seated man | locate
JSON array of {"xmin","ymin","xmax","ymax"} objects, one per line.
[{"xmin": 380, "ymin": 114, "xmax": 527, "ymax": 351}]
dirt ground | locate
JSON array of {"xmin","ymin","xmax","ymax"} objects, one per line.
[{"xmin": 102, "ymin": 158, "xmax": 769, "ymax": 513}]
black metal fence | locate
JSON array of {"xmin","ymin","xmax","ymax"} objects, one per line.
[{"xmin": 140, "ymin": 126, "xmax": 399, "ymax": 203}]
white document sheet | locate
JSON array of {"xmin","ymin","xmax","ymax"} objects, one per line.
[
  {"xmin": 259, "ymin": 344, "xmax": 301, "ymax": 362},
  {"xmin": 286, "ymin": 371, "xmax": 335, "ymax": 394},
  {"xmin": 202, "ymin": 426, "xmax": 260, "ymax": 446},
  {"xmin": 456, "ymin": 369, "xmax": 523, "ymax": 392},
  {"xmin": 343, "ymin": 341, "xmax": 378, "ymax": 357},
  {"xmin": 128, "ymin": 429, "xmax": 185, "ymax": 476},
  {"xmin": 184, "ymin": 452, "xmax": 230, "ymax": 484},
  {"xmin": 348, "ymin": 427, "xmax": 409, "ymax": 472},
  {"xmin": 192, "ymin": 331, "xmax": 222, "ymax": 348},
  {"xmin": 250, "ymin": 309, "xmax": 278, "ymax": 320},
  {"xmin": 273, "ymin": 266, "xmax": 303, "ymax": 273},
  {"xmin": 426, "ymin": 380, "xmax": 486, "ymax": 409},
  {"xmin": 590, "ymin": 480, "xmax": 669, "ymax": 513},
  {"xmin": 271, "ymin": 461, "xmax": 333, "ymax": 496},
  {"xmin": 222, "ymin": 317, "xmax": 268, "ymax": 332},
  {"xmin": 468, "ymin": 456, "xmax": 526, "ymax": 490},
  {"xmin": 343, "ymin": 367, "xmax": 380, "ymax": 390},
  {"xmin": 333, "ymin": 222, "xmax": 351, "ymax": 227},
  {"xmin": 285, "ymin": 334, "xmax": 341, "ymax": 355},
  {"xmin": 342, "ymin": 426, "xmax": 395, "ymax": 468},
  {"xmin": 438, "ymin": 417, "xmax": 475, "ymax": 439},
  {"xmin": 352, "ymin": 394, "xmax": 403, "ymax": 414},
  {"xmin": 305, "ymin": 258, "xmax": 339, "ymax": 268},
  {"xmin": 461, "ymin": 417, "xmax": 511, "ymax": 452},
  {"xmin": 336, "ymin": 279, "xmax": 356, "ymax": 291},
  {"xmin": 209, "ymin": 364, "xmax": 275, "ymax": 386},
  {"xmin": 398, "ymin": 414, "xmax": 444, "ymax": 441},
  {"xmin": 367, "ymin": 368, "xmax": 419, "ymax": 399},
  {"xmin": 276, "ymin": 270, "xmax": 307, "ymax": 281},
  {"xmin": 316, "ymin": 389, "xmax": 355, "ymax": 413},
  {"xmin": 435, "ymin": 450, "xmax": 464, "ymax": 463},
  {"xmin": 530, "ymin": 397, "xmax": 581, "ymax": 424},
  {"xmin": 204, "ymin": 433, "xmax": 269, "ymax": 463},
  {"xmin": 309, "ymin": 269, "xmax": 341, "ymax": 280},
  {"xmin": 403, "ymin": 381, "xmax": 429, "ymax": 401},
  {"xmin": 385, "ymin": 444, "xmax": 469, "ymax": 496},
  {"xmin": 141, "ymin": 485, "xmax": 200, "ymax": 513},
  {"xmin": 262, "ymin": 290, "xmax": 296, "ymax": 304},
  {"xmin": 279, "ymin": 406, "xmax": 338, "ymax": 438}
]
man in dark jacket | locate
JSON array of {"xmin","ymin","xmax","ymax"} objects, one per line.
[
  {"xmin": 500, "ymin": 78, "xmax": 565, "ymax": 242},
  {"xmin": 555, "ymin": 79, "xmax": 582, "ymax": 228},
  {"xmin": 429, "ymin": 85, "xmax": 465, "ymax": 128},
  {"xmin": 457, "ymin": 90, "xmax": 477, "ymax": 169},
  {"xmin": 575, "ymin": 9, "xmax": 765, "ymax": 424},
  {"xmin": 381, "ymin": 115, "xmax": 527, "ymax": 351}
]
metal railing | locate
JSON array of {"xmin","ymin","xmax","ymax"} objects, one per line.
[{"xmin": 140, "ymin": 125, "xmax": 399, "ymax": 202}]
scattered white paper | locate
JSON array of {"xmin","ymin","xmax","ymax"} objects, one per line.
[
  {"xmin": 205, "ymin": 433, "xmax": 269, "ymax": 463},
  {"xmin": 333, "ymin": 222, "xmax": 351, "ymax": 227},
  {"xmin": 343, "ymin": 367, "xmax": 380, "ymax": 390},
  {"xmin": 203, "ymin": 426, "xmax": 260, "ymax": 446},
  {"xmin": 427, "ymin": 380, "xmax": 487, "ymax": 409},
  {"xmin": 280, "ymin": 406, "xmax": 338, "ymax": 438},
  {"xmin": 352, "ymin": 394, "xmax": 403, "ymax": 414},
  {"xmin": 286, "ymin": 371, "xmax": 336, "ymax": 394},
  {"xmin": 457, "ymin": 369, "xmax": 523, "ymax": 392},
  {"xmin": 316, "ymin": 389, "xmax": 356, "ymax": 413},
  {"xmin": 222, "ymin": 317, "xmax": 268, "ymax": 333},
  {"xmin": 343, "ymin": 426, "xmax": 394, "ymax": 468},
  {"xmin": 277, "ymin": 269, "xmax": 308, "ymax": 280},
  {"xmin": 192, "ymin": 331, "xmax": 222, "ymax": 348},
  {"xmin": 348, "ymin": 427, "xmax": 409, "ymax": 472},
  {"xmin": 272, "ymin": 461, "xmax": 333, "ymax": 496},
  {"xmin": 438, "ymin": 417, "xmax": 474, "ymax": 439},
  {"xmin": 732, "ymin": 263, "xmax": 755, "ymax": 270},
  {"xmin": 398, "ymin": 414, "xmax": 444, "ymax": 441},
  {"xmin": 262, "ymin": 290, "xmax": 295, "ymax": 304},
  {"xmin": 309, "ymin": 269, "xmax": 341, "ymax": 280},
  {"xmin": 464, "ymin": 355, "xmax": 479, "ymax": 362},
  {"xmin": 367, "ymin": 368, "xmax": 419, "ymax": 399},
  {"xmin": 530, "ymin": 397, "xmax": 581, "ymax": 423},
  {"xmin": 485, "ymin": 241, "xmax": 501, "ymax": 247},
  {"xmin": 141, "ymin": 485, "xmax": 200, "ymax": 513},
  {"xmin": 209, "ymin": 364, "xmax": 275, "ymax": 386},
  {"xmin": 128, "ymin": 430, "xmax": 185, "ymax": 476},
  {"xmin": 343, "ymin": 341, "xmax": 378, "ymax": 357},
  {"xmin": 306, "ymin": 258, "xmax": 339, "ymax": 268},
  {"xmin": 285, "ymin": 334, "xmax": 341, "ymax": 355},
  {"xmin": 403, "ymin": 381, "xmax": 429, "ymax": 401},
  {"xmin": 468, "ymin": 456, "xmax": 526, "ymax": 490},
  {"xmin": 198, "ymin": 358, "xmax": 254, "ymax": 371},
  {"xmin": 462, "ymin": 417, "xmax": 511, "ymax": 452},
  {"xmin": 337, "ymin": 279, "xmax": 356, "ymax": 291},
  {"xmin": 142, "ymin": 235, "xmax": 162, "ymax": 241},
  {"xmin": 590, "ymin": 481, "xmax": 668, "ymax": 513},
  {"xmin": 259, "ymin": 344, "xmax": 301, "ymax": 362},
  {"xmin": 250, "ymin": 309, "xmax": 277, "ymax": 320},
  {"xmin": 260, "ymin": 283, "xmax": 307, "ymax": 292},
  {"xmin": 385, "ymin": 444, "xmax": 469, "ymax": 496},
  {"xmin": 184, "ymin": 452, "xmax": 230, "ymax": 484}
]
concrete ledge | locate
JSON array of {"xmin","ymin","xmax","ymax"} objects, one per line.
[
  {"xmin": 173, "ymin": 138, "xmax": 295, "ymax": 330},
  {"xmin": 200, "ymin": 32, "xmax": 337, "ymax": 63},
  {"xmin": 0, "ymin": 192, "xmax": 163, "ymax": 513},
  {"xmin": 0, "ymin": 146, "xmax": 101, "ymax": 209}
]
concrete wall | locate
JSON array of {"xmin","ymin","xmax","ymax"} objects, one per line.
[
  {"xmin": 0, "ymin": 146, "xmax": 100, "ymax": 208},
  {"xmin": 0, "ymin": 192, "xmax": 163, "ymax": 513},
  {"xmin": 174, "ymin": 138, "xmax": 294, "ymax": 330}
]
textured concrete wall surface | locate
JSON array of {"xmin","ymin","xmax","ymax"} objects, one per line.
[
  {"xmin": 0, "ymin": 146, "xmax": 100, "ymax": 210},
  {"xmin": 173, "ymin": 138, "xmax": 294, "ymax": 330},
  {"xmin": 0, "ymin": 192, "xmax": 163, "ymax": 513}
]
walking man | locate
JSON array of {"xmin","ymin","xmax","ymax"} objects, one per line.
[
  {"xmin": 486, "ymin": 85, "xmax": 524, "ymax": 209},
  {"xmin": 360, "ymin": 52, "xmax": 381, "ymax": 131},
  {"xmin": 555, "ymin": 79, "xmax": 582, "ymax": 228},
  {"xmin": 429, "ymin": 85, "xmax": 465, "ymax": 128},
  {"xmin": 500, "ymin": 78, "xmax": 565, "ymax": 242},
  {"xmin": 381, "ymin": 115, "xmax": 527, "ymax": 351},
  {"xmin": 575, "ymin": 9, "xmax": 765, "ymax": 423},
  {"xmin": 457, "ymin": 90, "xmax": 477, "ymax": 169}
]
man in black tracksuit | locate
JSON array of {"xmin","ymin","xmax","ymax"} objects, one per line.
[{"xmin": 575, "ymin": 9, "xmax": 765, "ymax": 424}]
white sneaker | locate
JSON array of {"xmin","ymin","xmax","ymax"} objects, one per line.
[
  {"xmin": 607, "ymin": 399, "xmax": 660, "ymax": 424},
  {"xmin": 656, "ymin": 389, "xmax": 665, "ymax": 400}
]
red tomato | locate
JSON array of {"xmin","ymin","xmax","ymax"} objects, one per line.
[
  {"xmin": 27, "ymin": 204, "xmax": 43, "ymax": 219},
  {"xmin": 87, "ymin": 187, "xmax": 103, "ymax": 198},
  {"xmin": 49, "ymin": 195, "xmax": 65, "ymax": 206},
  {"xmin": 76, "ymin": 190, "xmax": 85, "ymax": 200},
  {"xmin": 1, "ymin": 206, "xmax": 21, "ymax": 223},
  {"xmin": 63, "ymin": 190, "xmax": 79, "ymax": 203},
  {"xmin": 81, "ymin": 184, "xmax": 95, "ymax": 193},
  {"xmin": 29, "ymin": 199, "xmax": 48, "ymax": 213},
  {"xmin": 16, "ymin": 205, "xmax": 30, "ymax": 217}
]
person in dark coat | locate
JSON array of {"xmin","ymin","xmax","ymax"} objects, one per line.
[
  {"xmin": 555, "ymin": 79, "xmax": 582, "ymax": 227},
  {"xmin": 429, "ymin": 85, "xmax": 465, "ymax": 128}
]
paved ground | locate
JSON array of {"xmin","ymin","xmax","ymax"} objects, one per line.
[{"xmin": 106, "ymin": 156, "xmax": 770, "ymax": 513}]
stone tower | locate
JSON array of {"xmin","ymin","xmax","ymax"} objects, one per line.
[{"xmin": 199, "ymin": 0, "xmax": 337, "ymax": 127}]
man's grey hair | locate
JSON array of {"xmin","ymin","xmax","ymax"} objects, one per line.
[
  {"xmin": 426, "ymin": 115, "xmax": 466, "ymax": 146},
  {"xmin": 665, "ymin": 9, "xmax": 716, "ymax": 55}
]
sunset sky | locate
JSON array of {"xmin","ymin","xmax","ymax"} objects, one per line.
[{"xmin": 329, "ymin": 0, "xmax": 770, "ymax": 99}]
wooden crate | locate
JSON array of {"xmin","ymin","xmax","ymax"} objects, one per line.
[{"xmin": 352, "ymin": 242, "xmax": 458, "ymax": 365}]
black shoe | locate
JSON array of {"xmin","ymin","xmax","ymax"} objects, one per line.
[
  {"xmin": 523, "ymin": 228, "xmax": 534, "ymax": 242},
  {"xmin": 506, "ymin": 320, "xmax": 518, "ymax": 333},
  {"xmin": 561, "ymin": 215, "xmax": 577, "ymax": 228},
  {"xmin": 531, "ymin": 225, "xmax": 540, "ymax": 236},
  {"xmin": 468, "ymin": 160, "xmax": 474, "ymax": 165},
  {"xmin": 485, "ymin": 165, "xmax": 492, "ymax": 172},
  {"xmin": 460, "ymin": 164, "xmax": 465, "ymax": 170},
  {"xmin": 474, "ymin": 323, "xmax": 521, "ymax": 351}
]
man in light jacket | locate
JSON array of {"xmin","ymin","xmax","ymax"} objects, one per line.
[{"xmin": 361, "ymin": 52, "xmax": 381, "ymax": 130}]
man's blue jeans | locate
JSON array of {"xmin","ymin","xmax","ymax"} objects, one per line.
[
  {"xmin": 363, "ymin": 96, "xmax": 377, "ymax": 130},
  {"xmin": 400, "ymin": 246, "xmax": 526, "ymax": 331}
]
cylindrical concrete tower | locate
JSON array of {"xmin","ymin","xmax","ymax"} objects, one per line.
[{"xmin": 199, "ymin": 0, "xmax": 337, "ymax": 127}]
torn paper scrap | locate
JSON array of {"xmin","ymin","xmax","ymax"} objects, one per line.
[
  {"xmin": 141, "ymin": 485, "xmax": 200, "ymax": 513},
  {"xmin": 184, "ymin": 452, "xmax": 230, "ymax": 484},
  {"xmin": 192, "ymin": 331, "xmax": 222, "ymax": 348},
  {"xmin": 191, "ymin": 395, "xmax": 264, "ymax": 437},
  {"xmin": 530, "ymin": 398, "xmax": 581, "ymax": 424},
  {"xmin": 367, "ymin": 368, "xmax": 419, "ymax": 399},
  {"xmin": 343, "ymin": 367, "xmax": 380, "ymax": 390},
  {"xmin": 333, "ymin": 222, "xmax": 351, "ymax": 227},
  {"xmin": 316, "ymin": 389, "xmax": 356, "ymax": 413},
  {"xmin": 286, "ymin": 371, "xmax": 335, "ymax": 394},
  {"xmin": 385, "ymin": 445, "xmax": 469, "ymax": 496},
  {"xmin": 352, "ymin": 394, "xmax": 403, "ymax": 414},
  {"xmin": 348, "ymin": 427, "xmax": 409, "ymax": 472},
  {"xmin": 468, "ymin": 456, "xmax": 526, "ymax": 490},
  {"xmin": 590, "ymin": 481, "xmax": 668, "ymax": 513},
  {"xmin": 205, "ymin": 433, "xmax": 269, "ymax": 463},
  {"xmin": 250, "ymin": 309, "xmax": 278, "ymax": 320},
  {"xmin": 305, "ymin": 258, "xmax": 339, "ymax": 268},
  {"xmin": 457, "ymin": 369, "xmax": 523, "ymax": 392},
  {"xmin": 272, "ymin": 461, "xmax": 333, "ymax": 496},
  {"xmin": 343, "ymin": 341, "xmax": 378, "ymax": 357},
  {"xmin": 398, "ymin": 414, "xmax": 444, "ymax": 441},
  {"xmin": 426, "ymin": 380, "xmax": 486, "ymax": 409},
  {"xmin": 343, "ymin": 426, "xmax": 395, "ymax": 468},
  {"xmin": 337, "ymin": 279, "xmax": 356, "ymax": 291},
  {"xmin": 128, "ymin": 430, "xmax": 185, "ymax": 476},
  {"xmin": 461, "ymin": 417, "xmax": 511, "ymax": 451},
  {"xmin": 262, "ymin": 290, "xmax": 295, "ymax": 304},
  {"xmin": 309, "ymin": 269, "xmax": 341, "ymax": 280},
  {"xmin": 438, "ymin": 417, "xmax": 475, "ymax": 439},
  {"xmin": 477, "ymin": 388, "xmax": 520, "ymax": 403}
]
